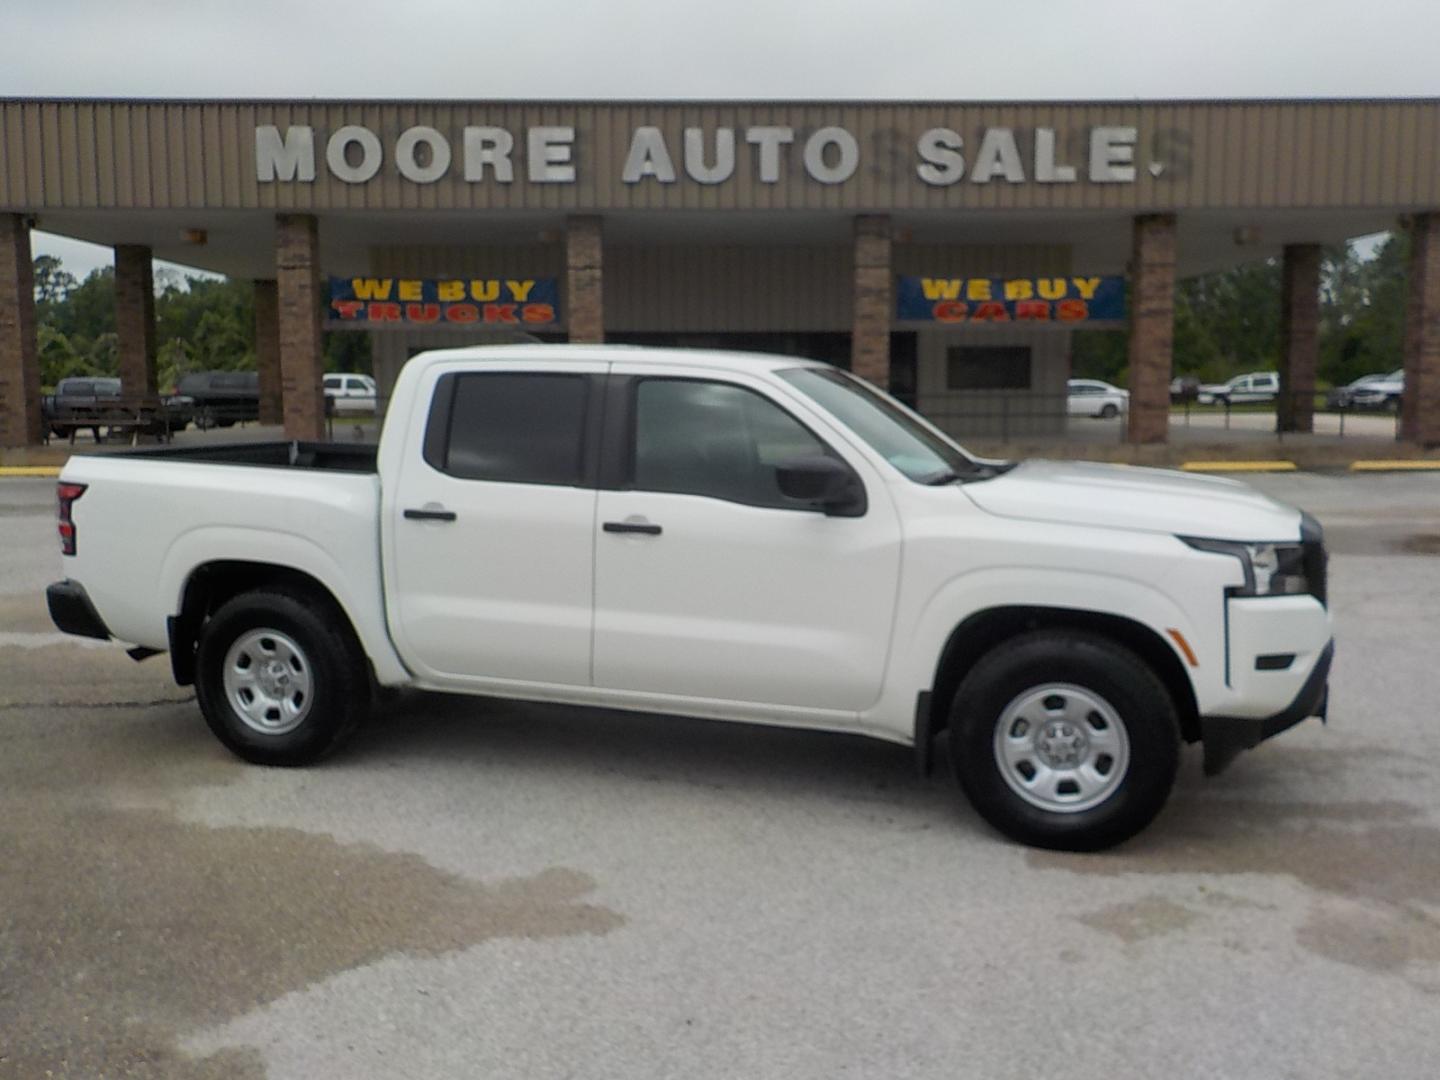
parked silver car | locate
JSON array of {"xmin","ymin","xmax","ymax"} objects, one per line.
[{"xmin": 1328, "ymin": 369, "xmax": 1403, "ymax": 410}]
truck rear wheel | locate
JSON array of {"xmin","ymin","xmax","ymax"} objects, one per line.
[
  {"xmin": 948, "ymin": 630, "xmax": 1180, "ymax": 851},
  {"xmin": 195, "ymin": 588, "xmax": 369, "ymax": 766}
]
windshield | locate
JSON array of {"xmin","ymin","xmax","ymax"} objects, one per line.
[{"xmin": 778, "ymin": 367, "xmax": 984, "ymax": 483}]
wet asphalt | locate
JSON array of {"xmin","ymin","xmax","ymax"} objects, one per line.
[{"xmin": 1, "ymin": 471, "xmax": 1438, "ymax": 1079}]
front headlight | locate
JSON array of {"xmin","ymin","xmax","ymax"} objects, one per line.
[{"xmin": 1180, "ymin": 537, "xmax": 1311, "ymax": 597}]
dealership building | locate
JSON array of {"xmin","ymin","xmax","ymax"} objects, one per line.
[{"xmin": 2, "ymin": 97, "xmax": 1439, "ymax": 447}]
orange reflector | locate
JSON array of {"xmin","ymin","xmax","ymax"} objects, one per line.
[{"xmin": 1167, "ymin": 628, "xmax": 1199, "ymax": 668}]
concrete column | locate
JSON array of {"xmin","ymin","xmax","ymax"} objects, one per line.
[
  {"xmin": 1125, "ymin": 214, "xmax": 1177, "ymax": 444},
  {"xmin": 275, "ymin": 214, "xmax": 326, "ymax": 441},
  {"xmin": 566, "ymin": 216, "xmax": 603, "ymax": 343},
  {"xmin": 253, "ymin": 279, "xmax": 283, "ymax": 425},
  {"xmin": 1277, "ymin": 244, "xmax": 1322, "ymax": 434},
  {"xmin": 1401, "ymin": 212, "xmax": 1440, "ymax": 447},
  {"xmin": 114, "ymin": 244, "xmax": 157, "ymax": 397},
  {"xmin": 0, "ymin": 214, "xmax": 41, "ymax": 448},
  {"xmin": 851, "ymin": 215, "xmax": 892, "ymax": 388}
]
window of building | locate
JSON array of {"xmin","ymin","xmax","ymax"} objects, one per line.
[
  {"xmin": 433, "ymin": 372, "xmax": 589, "ymax": 486},
  {"xmin": 945, "ymin": 346, "xmax": 1032, "ymax": 390},
  {"xmin": 630, "ymin": 378, "xmax": 832, "ymax": 509}
]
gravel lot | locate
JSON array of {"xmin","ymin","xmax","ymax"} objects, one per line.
[{"xmin": 2, "ymin": 470, "xmax": 1438, "ymax": 1080}]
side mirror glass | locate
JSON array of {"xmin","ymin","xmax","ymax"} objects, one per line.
[{"xmin": 775, "ymin": 456, "xmax": 866, "ymax": 517}]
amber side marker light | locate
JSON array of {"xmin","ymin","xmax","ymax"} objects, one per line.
[
  {"xmin": 57, "ymin": 482, "xmax": 87, "ymax": 555},
  {"xmin": 1167, "ymin": 628, "xmax": 1199, "ymax": 668}
]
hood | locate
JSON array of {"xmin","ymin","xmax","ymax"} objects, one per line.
[{"xmin": 962, "ymin": 460, "xmax": 1302, "ymax": 541}]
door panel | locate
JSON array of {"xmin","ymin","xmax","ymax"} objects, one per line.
[
  {"xmin": 387, "ymin": 364, "xmax": 604, "ymax": 687},
  {"xmin": 592, "ymin": 371, "xmax": 902, "ymax": 713}
]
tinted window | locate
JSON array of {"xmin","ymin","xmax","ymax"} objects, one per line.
[
  {"xmin": 436, "ymin": 372, "xmax": 589, "ymax": 486},
  {"xmin": 324, "ymin": 376, "xmax": 342, "ymax": 390},
  {"xmin": 946, "ymin": 346, "xmax": 1031, "ymax": 390},
  {"xmin": 631, "ymin": 379, "xmax": 831, "ymax": 509}
]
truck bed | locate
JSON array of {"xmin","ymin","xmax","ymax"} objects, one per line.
[
  {"xmin": 58, "ymin": 442, "xmax": 385, "ymax": 653},
  {"xmin": 77, "ymin": 440, "xmax": 379, "ymax": 473}
]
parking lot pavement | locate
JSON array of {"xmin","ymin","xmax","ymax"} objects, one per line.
[{"xmin": 2, "ymin": 472, "xmax": 1439, "ymax": 1080}]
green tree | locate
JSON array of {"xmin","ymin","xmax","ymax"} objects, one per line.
[
  {"xmin": 1319, "ymin": 233, "xmax": 1407, "ymax": 387},
  {"xmin": 37, "ymin": 325, "xmax": 85, "ymax": 386},
  {"xmin": 33, "ymin": 254, "xmax": 77, "ymax": 306}
]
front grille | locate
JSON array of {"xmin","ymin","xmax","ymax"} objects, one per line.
[{"xmin": 1301, "ymin": 512, "xmax": 1328, "ymax": 606}]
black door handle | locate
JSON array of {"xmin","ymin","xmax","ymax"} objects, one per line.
[
  {"xmin": 404, "ymin": 508, "xmax": 457, "ymax": 522},
  {"xmin": 603, "ymin": 521, "xmax": 662, "ymax": 536}
]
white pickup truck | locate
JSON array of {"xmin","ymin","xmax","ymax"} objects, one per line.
[{"xmin": 47, "ymin": 345, "xmax": 1332, "ymax": 850}]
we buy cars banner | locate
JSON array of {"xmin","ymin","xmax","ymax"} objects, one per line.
[
  {"xmin": 327, "ymin": 277, "xmax": 560, "ymax": 327},
  {"xmin": 896, "ymin": 275, "xmax": 1125, "ymax": 323}
]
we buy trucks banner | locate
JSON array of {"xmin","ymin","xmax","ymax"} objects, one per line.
[
  {"xmin": 896, "ymin": 275, "xmax": 1125, "ymax": 323},
  {"xmin": 327, "ymin": 277, "xmax": 560, "ymax": 327}
]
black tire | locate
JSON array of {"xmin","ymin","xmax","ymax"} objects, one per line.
[
  {"xmin": 948, "ymin": 630, "xmax": 1180, "ymax": 852},
  {"xmin": 195, "ymin": 587, "xmax": 370, "ymax": 766},
  {"xmin": 1099, "ymin": 403, "xmax": 1119, "ymax": 419}
]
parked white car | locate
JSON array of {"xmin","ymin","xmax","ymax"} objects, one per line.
[
  {"xmin": 47, "ymin": 346, "xmax": 1332, "ymax": 852},
  {"xmin": 1196, "ymin": 371, "xmax": 1280, "ymax": 405},
  {"xmin": 1067, "ymin": 379, "xmax": 1129, "ymax": 419},
  {"xmin": 323, "ymin": 373, "xmax": 377, "ymax": 414}
]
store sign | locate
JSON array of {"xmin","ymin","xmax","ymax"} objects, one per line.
[
  {"xmin": 327, "ymin": 277, "xmax": 560, "ymax": 326},
  {"xmin": 896, "ymin": 276, "xmax": 1126, "ymax": 323},
  {"xmin": 259, "ymin": 123, "xmax": 1148, "ymax": 187}
]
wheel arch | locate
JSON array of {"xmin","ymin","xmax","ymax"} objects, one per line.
[
  {"xmin": 170, "ymin": 561, "xmax": 368, "ymax": 687},
  {"xmin": 920, "ymin": 605, "xmax": 1201, "ymax": 771}
]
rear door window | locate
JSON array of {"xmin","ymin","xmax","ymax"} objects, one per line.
[{"xmin": 426, "ymin": 372, "xmax": 590, "ymax": 486}]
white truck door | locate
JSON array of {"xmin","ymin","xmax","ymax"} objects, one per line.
[
  {"xmin": 387, "ymin": 363, "xmax": 604, "ymax": 688},
  {"xmin": 592, "ymin": 369, "xmax": 902, "ymax": 713}
]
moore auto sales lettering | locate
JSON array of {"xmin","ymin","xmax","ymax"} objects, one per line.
[{"xmin": 255, "ymin": 123, "xmax": 1148, "ymax": 187}]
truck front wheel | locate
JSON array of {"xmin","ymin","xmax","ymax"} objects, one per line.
[
  {"xmin": 948, "ymin": 630, "xmax": 1180, "ymax": 851},
  {"xmin": 195, "ymin": 588, "xmax": 369, "ymax": 766}
]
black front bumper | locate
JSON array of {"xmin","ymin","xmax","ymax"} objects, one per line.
[
  {"xmin": 47, "ymin": 579, "xmax": 112, "ymax": 641},
  {"xmin": 1200, "ymin": 639, "xmax": 1333, "ymax": 776}
]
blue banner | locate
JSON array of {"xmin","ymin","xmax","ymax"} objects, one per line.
[
  {"xmin": 896, "ymin": 276, "xmax": 1125, "ymax": 323},
  {"xmin": 328, "ymin": 277, "xmax": 560, "ymax": 326}
]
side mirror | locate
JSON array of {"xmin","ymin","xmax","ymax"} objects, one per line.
[{"xmin": 775, "ymin": 456, "xmax": 866, "ymax": 517}]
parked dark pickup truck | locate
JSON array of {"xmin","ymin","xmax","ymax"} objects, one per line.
[
  {"xmin": 177, "ymin": 371, "xmax": 261, "ymax": 429},
  {"xmin": 42, "ymin": 377, "xmax": 193, "ymax": 441}
]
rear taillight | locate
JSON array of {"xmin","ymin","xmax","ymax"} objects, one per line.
[{"xmin": 57, "ymin": 482, "xmax": 86, "ymax": 556}]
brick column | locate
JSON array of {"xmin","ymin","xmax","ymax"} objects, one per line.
[
  {"xmin": 253, "ymin": 279, "xmax": 283, "ymax": 425},
  {"xmin": 566, "ymin": 216, "xmax": 603, "ymax": 343},
  {"xmin": 1401, "ymin": 212, "xmax": 1440, "ymax": 447},
  {"xmin": 1125, "ymin": 214, "xmax": 1177, "ymax": 444},
  {"xmin": 114, "ymin": 244, "xmax": 157, "ymax": 397},
  {"xmin": 851, "ymin": 215, "xmax": 892, "ymax": 388},
  {"xmin": 1277, "ymin": 244, "xmax": 1321, "ymax": 434},
  {"xmin": 0, "ymin": 214, "xmax": 41, "ymax": 448},
  {"xmin": 275, "ymin": 215, "xmax": 326, "ymax": 441}
]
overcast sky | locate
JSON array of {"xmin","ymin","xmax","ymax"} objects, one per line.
[{"xmin": 11, "ymin": 0, "xmax": 1430, "ymax": 278}]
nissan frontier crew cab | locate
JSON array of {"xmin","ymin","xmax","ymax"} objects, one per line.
[{"xmin": 47, "ymin": 346, "xmax": 1333, "ymax": 851}]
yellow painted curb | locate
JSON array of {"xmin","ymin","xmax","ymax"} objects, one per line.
[
  {"xmin": 1350, "ymin": 459, "xmax": 1440, "ymax": 472},
  {"xmin": 1180, "ymin": 461, "xmax": 1298, "ymax": 473},
  {"xmin": 0, "ymin": 466, "xmax": 62, "ymax": 477}
]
